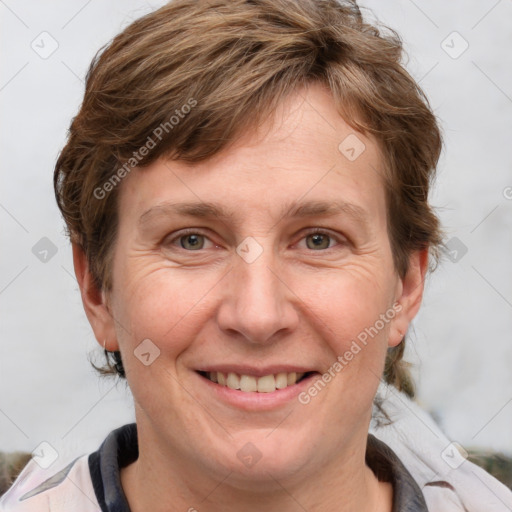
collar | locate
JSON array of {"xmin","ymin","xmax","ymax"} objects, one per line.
[{"xmin": 89, "ymin": 423, "xmax": 427, "ymax": 512}]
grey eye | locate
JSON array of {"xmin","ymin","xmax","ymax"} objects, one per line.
[
  {"xmin": 305, "ymin": 233, "xmax": 331, "ymax": 250},
  {"xmin": 180, "ymin": 234, "xmax": 205, "ymax": 250}
]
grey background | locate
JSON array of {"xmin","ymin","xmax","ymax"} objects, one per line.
[{"xmin": 1, "ymin": 0, "xmax": 511, "ymax": 459}]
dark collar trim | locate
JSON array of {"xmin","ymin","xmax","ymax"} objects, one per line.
[{"xmin": 89, "ymin": 425, "xmax": 427, "ymax": 512}]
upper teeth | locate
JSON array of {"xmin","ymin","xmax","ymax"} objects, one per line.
[{"xmin": 208, "ymin": 371, "xmax": 305, "ymax": 393}]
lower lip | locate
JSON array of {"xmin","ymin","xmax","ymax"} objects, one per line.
[{"xmin": 195, "ymin": 371, "xmax": 319, "ymax": 411}]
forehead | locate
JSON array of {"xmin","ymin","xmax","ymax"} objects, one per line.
[{"xmin": 118, "ymin": 83, "xmax": 387, "ymax": 230}]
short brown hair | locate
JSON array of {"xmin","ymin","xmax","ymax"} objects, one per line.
[{"xmin": 54, "ymin": 0, "xmax": 442, "ymax": 395}]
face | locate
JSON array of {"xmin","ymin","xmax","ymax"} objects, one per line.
[{"xmin": 78, "ymin": 82, "xmax": 425, "ymax": 488}]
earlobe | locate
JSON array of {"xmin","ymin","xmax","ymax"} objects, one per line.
[
  {"xmin": 388, "ymin": 249, "xmax": 429, "ymax": 347},
  {"xmin": 72, "ymin": 243, "xmax": 119, "ymax": 351}
]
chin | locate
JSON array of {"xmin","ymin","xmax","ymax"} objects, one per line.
[{"xmin": 209, "ymin": 430, "xmax": 316, "ymax": 484}]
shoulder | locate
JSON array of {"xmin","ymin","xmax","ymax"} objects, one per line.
[
  {"xmin": 370, "ymin": 383, "xmax": 512, "ymax": 511},
  {"xmin": 0, "ymin": 423, "xmax": 137, "ymax": 512},
  {"xmin": 0, "ymin": 454, "xmax": 100, "ymax": 512}
]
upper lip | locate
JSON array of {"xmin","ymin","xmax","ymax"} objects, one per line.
[{"xmin": 196, "ymin": 365, "xmax": 317, "ymax": 378}]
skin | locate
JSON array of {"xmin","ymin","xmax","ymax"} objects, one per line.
[{"xmin": 74, "ymin": 82, "xmax": 427, "ymax": 512}]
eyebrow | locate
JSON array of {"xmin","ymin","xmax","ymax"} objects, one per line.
[{"xmin": 138, "ymin": 199, "xmax": 369, "ymax": 228}]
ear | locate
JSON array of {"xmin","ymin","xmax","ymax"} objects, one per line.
[
  {"xmin": 72, "ymin": 243, "xmax": 119, "ymax": 351},
  {"xmin": 388, "ymin": 249, "xmax": 429, "ymax": 347}
]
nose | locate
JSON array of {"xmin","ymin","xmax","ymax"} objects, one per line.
[{"xmin": 216, "ymin": 250, "xmax": 299, "ymax": 345}]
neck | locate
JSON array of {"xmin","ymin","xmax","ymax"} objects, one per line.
[{"xmin": 120, "ymin": 428, "xmax": 393, "ymax": 512}]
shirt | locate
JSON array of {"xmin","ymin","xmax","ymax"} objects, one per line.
[
  {"xmin": 370, "ymin": 382, "xmax": 512, "ymax": 511},
  {"xmin": 1, "ymin": 422, "xmax": 428, "ymax": 511}
]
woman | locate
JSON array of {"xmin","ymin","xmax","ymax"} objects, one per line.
[{"xmin": 1, "ymin": 0, "xmax": 510, "ymax": 510}]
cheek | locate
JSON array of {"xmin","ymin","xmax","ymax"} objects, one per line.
[
  {"xmin": 112, "ymin": 266, "xmax": 221, "ymax": 360},
  {"xmin": 300, "ymin": 266, "xmax": 395, "ymax": 365},
  {"xmin": 307, "ymin": 265, "xmax": 394, "ymax": 326}
]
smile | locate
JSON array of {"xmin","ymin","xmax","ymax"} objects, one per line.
[{"xmin": 198, "ymin": 371, "xmax": 312, "ymax": 393}]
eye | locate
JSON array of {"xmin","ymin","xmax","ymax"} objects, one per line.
[
  {"xmin": 180, "ymin": 233, "xmax": 206, "ymax": 250},
  {"xmin": 165, "ymin": 229, "xmax": 215, "ymax": 251},
  {"xmin": 305, "ymin": 232, "xmax": 331, "ymax": 250},
  {"xmin": 299, "ymin": 229, "xmax": 345, "ymax": 251}
]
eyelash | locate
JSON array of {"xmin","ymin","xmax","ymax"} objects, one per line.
[{"xmin": 165, "ymin": 227, "xmax": 347, "ymax": 252}]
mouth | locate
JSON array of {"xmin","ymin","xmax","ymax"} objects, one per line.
[{"xmin": 196, "ymin": 370, "xmax": 316, "ymax": 393}]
